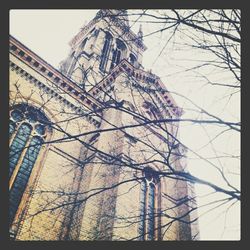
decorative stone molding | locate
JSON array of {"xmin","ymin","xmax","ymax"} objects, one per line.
[
  {"xmin": 88, "ymin": 59, "xmax": 183, "ymax": 117},
  {"xmin": 10, "ymin": 35, "xmax": 102, "ymax": 113},
  {"xmin": 9, "ymin": 61, "xmax": 101, "ymax": 128},
  {"xmin": 9, "ymin": 36, "xmax": 104, "ymax": 127}
]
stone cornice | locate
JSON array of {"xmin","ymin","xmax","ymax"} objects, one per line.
[
  {"xmin": 9, "ymin": 61, "xmax": 101, "ymax": 128},
  {"xmin": 9, "ymin": 35, "xmax": 103, "ymax": 115},
  {"xmin": 9, "ymin": 35, "xmax": 183, "ymax": 119}
]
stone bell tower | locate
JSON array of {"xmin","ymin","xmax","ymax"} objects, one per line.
[
  {"xmin": 59, "ymin": 9, "xmax": 147, "ymax": 91},
  {"xmin": 58, "ymin": 10, "xmax": 199, "ymax": 241}
]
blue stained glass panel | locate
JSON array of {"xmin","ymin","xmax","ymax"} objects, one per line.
[
  {"xmin": 35, "ymin": 124, "xmax": 45, "ymax": 135},
  {"xmin": 9, "ymin": 121, "xmax": 16, "ymax": 138},
  {"xmin": 9, "ymin": 136, "xmax": 43, "ymax": 224},
  {"xmin": 11, "ymin": 109, "xmax": 23, "ymax": 122},
  {"xmin": 9, "ymin": 123, "xmax": 32, "ymax": 178}
]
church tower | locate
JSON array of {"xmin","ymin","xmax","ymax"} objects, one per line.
[
  {"xmin": 58, "ymin": 10, "xmax": 199, "ymax": 241},
  {"xmin": 59, "ymin": 9, "xmax": 146, "ymax": 91}
]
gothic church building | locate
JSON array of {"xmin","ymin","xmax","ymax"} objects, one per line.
[{"xmin": 9, "ymin": 9, "xmax": 199, "ymax": 240}]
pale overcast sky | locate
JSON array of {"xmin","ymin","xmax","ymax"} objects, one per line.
[{"xmin": 10, "ymin": 9, "xmax": 240, "ymax": 240}]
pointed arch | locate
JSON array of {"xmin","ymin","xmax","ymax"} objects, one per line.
[
  {"xmin": 138, "ymin": 167, "xmax": 161, "ymax": 241},
  {"xmin": 9, "ymin": 103, "xmax": 52, "ymax": 227}
]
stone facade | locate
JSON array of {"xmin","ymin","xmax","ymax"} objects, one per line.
[{"xmin": 9, "ymin": 9, "xmax": 199, "ymax": 241}]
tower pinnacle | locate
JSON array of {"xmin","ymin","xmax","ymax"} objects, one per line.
[{"xmin": 137, "ymin": 24, "xmax": 143, "ymax": 41}]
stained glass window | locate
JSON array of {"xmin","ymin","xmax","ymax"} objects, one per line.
[
  {"xmin": 9, "ymin": 104, "xmax": 51, "ymax": 225},
  {"xmin": 138, "ymin": 168, "xmax": 160, "ymax": 241},
  {"xmin": 9, "ymin": 123, "xmax": 32, "ymax": 178},
  {"xmin": 9, "ymin": 121, "xmax": 16, "ymax": 138}
]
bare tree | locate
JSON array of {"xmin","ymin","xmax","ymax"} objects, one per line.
[{"xmin": 9, "ymin": 9, "xmax": 240, "ymax": 240}]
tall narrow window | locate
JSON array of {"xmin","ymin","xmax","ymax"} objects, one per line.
[
  {"xmin": 9, "ymin": 123, "xmax": 32, "ymax": 178},
  {"xmin": 9, "ymin": 104, "xmax": 51, "ymax": 226},
  {"xmin": 100, "ymin": 32, "xmax": 112, "ymax": 72},
  {"xmin": 110, "ymin": 39, "xmax": 126, "ymax": 70},
  {"xmin": 129, "ymin": 53, "xmax": 137, "ymax": 66},
  {"xmin": 138, "ymin": 167, "xmax": 160, "ymax": 241}
]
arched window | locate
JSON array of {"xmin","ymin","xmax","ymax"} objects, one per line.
[
  {"xmin": 9, "ymin": 104, "xmax": 52, "ymax": 226},
  {"xmin": 110, "ymin": 39, "xmax": 127, "ymax": 70},
  {"xmin": 138, "ymin": 167, "xmax": 161, "ymax": 241},
  {"xmin": 100, "ymin": 32, "xmax": 112, "ymax": 72},
  {"xmin": 129, "ymin": 53, "xmax": 137, "ymax": 66}
]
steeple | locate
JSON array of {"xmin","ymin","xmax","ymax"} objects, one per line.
[{"xmin": 60, "ymin": 9, "xmax": 146, "ymax": 91}]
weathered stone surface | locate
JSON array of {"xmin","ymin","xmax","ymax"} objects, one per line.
[{"xmin": 9, "ymin": 9, "xmax": 199, "ymax": 241}]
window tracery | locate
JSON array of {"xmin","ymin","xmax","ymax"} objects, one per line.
[
  {"xmin": 138, "ymin": 167, "xmax": 161, "ymax": 241},
  {"xmin": 9, "ymin": 104, "xmax": 51, "ymax": 225}
]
